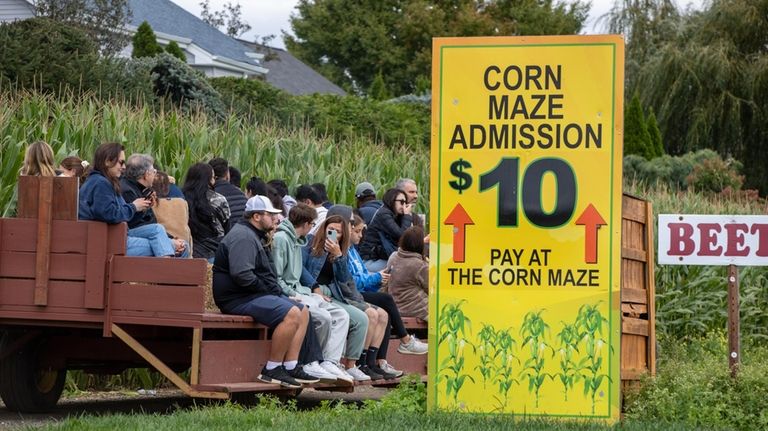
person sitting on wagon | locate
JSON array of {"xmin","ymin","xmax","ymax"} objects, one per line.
[
  {"xmin": 212, "ymin": 195, "xmax": 317, "ymax": 388},
  {"xmin": 79, "ymin": 143, "xmax": 186, "ymax": 258},
  {"xmin": 21, "ymin": 140, "xmax": 57, "ymax": 177},
  {"xmin": 272, "ymin": 203, "xmax": 354, "ymax": 384}
]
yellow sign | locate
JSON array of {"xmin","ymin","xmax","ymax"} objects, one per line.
[{"xmin": 428, "ymin": 35, "xmax": 624, "ymax": 422}]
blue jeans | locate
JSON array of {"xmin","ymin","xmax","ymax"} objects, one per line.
[
  {"xmin": 364, "ymin": 259, "xmax": 387, "ymax": 273},
  {"xmin": 127, "ymin": 224, "xmax": 189, "ymax": 257}
]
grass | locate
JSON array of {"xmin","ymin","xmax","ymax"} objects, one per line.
[{"xmin": 31, "ymin": 338, "xmax": 768, "ymax": 431}]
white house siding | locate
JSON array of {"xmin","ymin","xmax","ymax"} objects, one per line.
[{"xmin": 0, "ymin": 0, "xmax": 33, "ymax": 23}]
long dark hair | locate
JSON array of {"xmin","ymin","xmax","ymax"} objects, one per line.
[
  {"xmin": 93, "ymin": 142, "xmax": 124, "ymax": 193},
  {"xmin": 382, "ymin": 188, "xmax": 406, "ymax": 212},
  {"xmin": 183, "ymin": 163, "xmax": 215, "ymax": 236}
]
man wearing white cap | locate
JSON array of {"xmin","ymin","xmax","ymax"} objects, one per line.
[{"xmin": 212, "ymin": 195, "xmax": 317, "ymax": 388}]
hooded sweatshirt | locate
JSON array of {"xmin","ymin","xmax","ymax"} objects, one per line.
[{"xmin": 272, "ymin": 218, "xmax": 311, "ymax": 297}]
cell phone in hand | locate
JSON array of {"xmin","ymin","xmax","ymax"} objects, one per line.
[
  {"xmin": 142, "ymin": 188, "xmax": 154, "ymax": 199},
  {"xmin": 327, "ymin": 229, "xmax": 338, "ymax": 242}
]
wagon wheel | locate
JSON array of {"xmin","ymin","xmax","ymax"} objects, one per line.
[{"xmin": 0, "ymin": 332, "xmax": 66, "ymax": 413}]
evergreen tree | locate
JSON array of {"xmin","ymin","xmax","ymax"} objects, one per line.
[
  {"xmin": 368, "ymin": 72, "xmax": 390, "ymax": 100},
  {"xmin": 647, "ymin": 109, "xmax": 664, "ymax": 158},
  {"xmin": 165, "ymin": 41, "xmax": 187, "ymax": 62},
  {"xmin": 624, "ymin": 92, "xmax": 653, "ymax": 159},
  {"xmin": 132, "ymin": 21, "xmax": 163, "ymax": 58}
]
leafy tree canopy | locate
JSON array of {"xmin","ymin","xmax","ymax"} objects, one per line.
[
  {"xmin": 33, "ymin": 0, "xmax": 131, "ymax": 56},
  {"xmin": 628, "ymin": 0, "xmax": 768, "ymax": 192},
  {"xmin": 199, "ymin": 0, "xmax": 251, "ymax": 37},
  {"xmin": 285, "ymin": 0, "xmax": 590, "ymax": 96}
]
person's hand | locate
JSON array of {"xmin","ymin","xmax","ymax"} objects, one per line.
[
  {"xmin": 132, "ymin": 197, "xmax": 151, "ymax": 212},
  {"xmin": 172, "ymin": 238, "xmax": 186, "ymax": 254},
  {"xmin": 423, "ymin": 234, "xmax": 430, "ymax": 244},
  {"xmin": 324, "ymin": 238, "xmax": 342, "ymax": 258},
  {"xmin": 403, "ymin": 203, "xmax": 414, "ymax": 215},
  {"xmin": 379, "ymin": 270, "xmax": 391, "ymax": 285},
  {"xmin": 321, "ymin": 294, "xmax": 332, "ymax": 302}
]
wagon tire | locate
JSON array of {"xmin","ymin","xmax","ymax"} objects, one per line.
[{"xmin": 0, "ymin": 334, "xmax": 66, "ymax": 413}]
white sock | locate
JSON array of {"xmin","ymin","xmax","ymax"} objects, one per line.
[
  {"xmin": 265, "ymin": 361, "xmax": 281, "ymax": 370},
  {"xmin": 284, "ymin": 360, "xmax": 298, "ymax": 371}
]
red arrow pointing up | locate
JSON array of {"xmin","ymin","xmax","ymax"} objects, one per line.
[
  {"xmin": 575, "ymin": 204, "xmax": 607, "ymax": 264},
  {"xmin": 444, "ymin": 203, "xmax": 474, "ymax": 263}
]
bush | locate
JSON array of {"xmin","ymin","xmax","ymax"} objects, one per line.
[
  {"xmin": 211, "ymin": 77, "xmax": 430, "ymax": 147},
  {"xmin": 625, "ymin": 336, "xmax": 768, "ymax": 430},
  {"xmin": 132, "ymin": 21, "xmax": 163, "ymax": 59},
  {"xmin": 150, "ymin": 53, "xmax": 226, "ymax": 119},
  {"xmin": 165, "ymin": 41, "xmax": 187, "ymax": 62},
  {"xmin": 0, "ymin": 18, "xmax": 100, "ymax": 93},
  {"xmin": 624, "ymin": 149, "xmax": 743, "ymax": 193}
]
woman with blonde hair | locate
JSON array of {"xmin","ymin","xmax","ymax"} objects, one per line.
[{"xmin": 21, "ymin": 141, "xmax": 57, "ymax": 177}]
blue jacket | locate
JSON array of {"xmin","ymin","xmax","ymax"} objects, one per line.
[
  {"xmin": 300, "ymin": 234, "xmax": 354, "ymax": 304},
  {"xmin": 348, "ymin": 245, "xmax": 382, "ymax": 292},
  {"xmin": 79, "ymin": 171, "xmax": 135, "ymax": 223}
]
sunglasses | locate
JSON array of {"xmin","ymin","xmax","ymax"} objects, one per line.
[{"xmin": 394, "ymin": 199, "xmax": 407, "ymax": 204}]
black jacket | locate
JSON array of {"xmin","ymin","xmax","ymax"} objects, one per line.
[
  {"xmin": 120, "ymin": 178, "xmax": 156, "ymax": 229},
  {"xmin": 212, "ymin": 220, "xmax": 283, "ymax": 308},
  {"xmin": 357, "ymin": 205, "xmax": 413, "ymax": 261},
  {"xmin": 214, "ymin": 179, "xmax": 247, "ymax": 227}
]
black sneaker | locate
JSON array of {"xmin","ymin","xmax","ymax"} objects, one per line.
[
  {"xmin": 257, "ymin": 366, "xmax": 301, "ymax": 388},
  {"xmin": 288, "ymin": 366, "xmax": 320, "ymax": 384},
  {"xmin": 358, "ymin": 364, "xmax": 384, "ymax": 380},
  {"xmin": 370, "ymin": 365, "xmax": 398, "ymax": 380}
]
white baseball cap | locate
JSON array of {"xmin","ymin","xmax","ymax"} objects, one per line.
[{"xmin": 245, "ymin": 195, "xmax": 282, "ymax": 214}]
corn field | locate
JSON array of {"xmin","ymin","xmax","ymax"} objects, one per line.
[
  {"xmin": 625, "ymin": 181, "xmax": 768, "ymax": 343},
  {"xmin": 0, "ymin": 91, "xmax": 430, "ymax": 217}
]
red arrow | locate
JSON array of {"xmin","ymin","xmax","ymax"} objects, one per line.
[
  {"xmin": 444, "ymin": 203, "xmax": 474, "ymax": 263},
  {"xmin": 575, "ymin": 204, "xmax": 607, "ymax": 264}
]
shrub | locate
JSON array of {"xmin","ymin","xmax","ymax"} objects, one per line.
[
  {"xmin": 150, "ymin": 53, "xmax": 226, "ymax": 119},
  {"xmin": 623, "ymin": 149, "xmax": 743, "ymax": 193},
  {"xmin": 647, "ymin": 109, "xmax": 664, "ymax": 158},
  {"xmin": 165, "ymin": 41, "xmax": 187, "ymax": 62},
  {"xmin": 686, "ymin": 154, "xmax": 744, "ymax": 193},
  {"xmin": 211, "ymin": 77, "xmax": 430, "ymax": 147},
  {"xmin": 132, "ymin": 21, "xmax": 163, "ymax": 58},
  {"xmin": 625, "ymin": 336, "xmax": 768, "ymax": 430},
  {"xmin": 0, "ymin": 18, "xmax": 100, "ymax": 93}
]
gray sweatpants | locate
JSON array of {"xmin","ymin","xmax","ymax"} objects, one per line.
[{"xmin": 298, "ymin": 293, "xmax": 350, "ymax": 363}]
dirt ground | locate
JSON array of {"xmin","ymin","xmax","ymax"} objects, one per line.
[{"xmin": 0, "ymin": 386, "xmax": 390, "ymax": 429}]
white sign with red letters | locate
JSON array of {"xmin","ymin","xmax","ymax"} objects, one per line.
[{"xmin": 658, "ymin": 214, "xmax": 768, "ymax": 266}]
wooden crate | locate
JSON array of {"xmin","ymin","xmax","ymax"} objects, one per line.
[{"xmin": 620, "ymin": 193, "xmax": 656, "ymax": 390}]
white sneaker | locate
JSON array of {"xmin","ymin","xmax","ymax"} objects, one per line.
[
  {"xmin": 378, "ymin": 360, "xmax": 404, "ymax": 378},
  {"xmin": 320, "ymin": 361, "xmax": 354, "ymax": 385},
  {"xmin": 303, "ymin": 361, "xmax": 337, "ymax": 383},
  {"xmin": 397, "ymin": 334, "xmax": 428, "ymax": 355},
  {"xmin": 345, "ymin": 365, "xmax": 371, "ymax": 381}
]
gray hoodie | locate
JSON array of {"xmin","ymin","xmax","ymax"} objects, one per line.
[{"xmin": 272, "ymin": 218, "xmax": 311, "ymax": 297}]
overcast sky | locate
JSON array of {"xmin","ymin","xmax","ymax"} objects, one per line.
[{"xmin": 170, "ymin": 0, "xmax": 703, "ymax": 50}]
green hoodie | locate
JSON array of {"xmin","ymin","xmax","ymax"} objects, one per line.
[{"xmin": 272, "ymin": 218, "xmax": 311, "ymax": 297}]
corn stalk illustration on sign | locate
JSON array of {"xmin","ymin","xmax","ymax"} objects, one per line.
[{"xmin": 429, "ymin": 35, "xmax": 624, "ymax": 422}]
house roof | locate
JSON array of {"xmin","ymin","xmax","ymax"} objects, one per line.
[
  {"xmin": 128, "ymin": 0, "xmax": 262, "ymax": 71},
  {"xmin": 239, "ymin": 40, "xmax": 346, "ymax": 96}
]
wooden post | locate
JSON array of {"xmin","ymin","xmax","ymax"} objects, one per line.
[
  {"xmin": 33, "ymin": 176, "xmax": 54, "ymax": 306},
  {"xmin": 727, "ymin": 264, "xmax": 740, "ymax": 378}
]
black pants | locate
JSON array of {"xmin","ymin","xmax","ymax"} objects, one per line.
[
  {"xmin": 299, "ymin": 314, "xmax": 324, "ymax": 365},
  {"xmin": 362, "ymin": 291, "xmax": 407, "ymax": 359}
]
